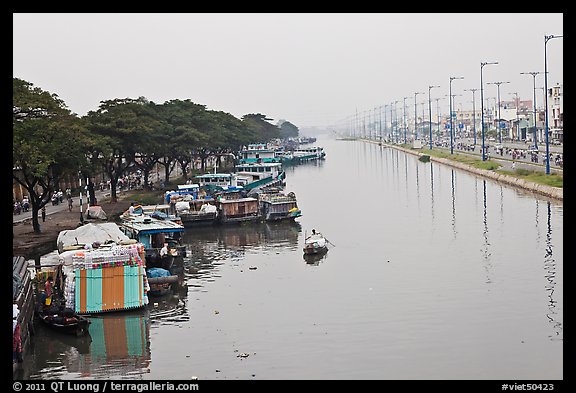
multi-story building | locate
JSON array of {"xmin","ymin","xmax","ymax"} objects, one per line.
[{"xmin": 547, "ymin": 83, "xmax": 563, "ymax": 142}]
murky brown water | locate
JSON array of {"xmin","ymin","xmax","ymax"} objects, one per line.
[{"xmin": 18, "ymin": 135, "xmax": 563, "ymax": 380}]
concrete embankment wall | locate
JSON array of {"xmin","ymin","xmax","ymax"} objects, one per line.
[{"xmin": 369, "ymin": 141, "xmax": 563, "ymax": 202}]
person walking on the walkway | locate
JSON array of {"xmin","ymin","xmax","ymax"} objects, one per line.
[{"xmin": 41, "ymin": 206, "xmax": 46, "ymax": 222}]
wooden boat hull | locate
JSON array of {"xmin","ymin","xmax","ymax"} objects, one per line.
[
  {"xmin": 303, "ymin": 245, "xmax": 328, "ymax": 255},
  {"xmin": 180, "ymin": 212, "xmax": 218, "ymax": 226},
  {"xmin": 36, "ymin": 312, "xmax": 91, "ymax": 337}
]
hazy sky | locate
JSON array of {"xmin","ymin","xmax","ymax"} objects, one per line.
[{"xmin": 13, "ymin": 13, "xmax": 563, "ymax": 129}]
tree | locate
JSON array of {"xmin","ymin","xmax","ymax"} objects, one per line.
[
  {"xmin": 13, "ymin": 78, "xmax": 89, "ymax": 232},
  {"xmin": 155, "ymin": 100, "xmax": 210, "ymax": 184},
  {"xmin": 278, "ymin": 120, "xmax": 300, "ymax": 139},
  {"xmin": 84, "ymin": 97, "xmax": 155, "ymax": 202},
  {"xmin": 241, "ymin": 113, "xmax": 282, "ymax": 142}
]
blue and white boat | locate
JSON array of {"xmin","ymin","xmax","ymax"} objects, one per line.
[{"xmin": 117, "ymin": 215, "xmax": 186, "ymax": 271}]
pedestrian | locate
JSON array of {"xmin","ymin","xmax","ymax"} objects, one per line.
[
  {"xmin": 129, "ymin": 202, "xmax": 135, "ymax": 215},
  {"xmin": 41, "ymin": 206, "xmax": 46, "ymax": 222},
  {"xmin": 512, "ymin": 161, "xmax": 516, "ymax": 170}
]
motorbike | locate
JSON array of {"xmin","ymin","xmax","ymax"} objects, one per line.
[
  {"xmin": 51, "ymin": 195, "xmax": 60, "ymax": 205},
  {"xmin": 13, "ymin": 203, "xmax": 21, "ymax": 215}
]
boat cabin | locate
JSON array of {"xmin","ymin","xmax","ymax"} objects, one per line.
[
  {"xmin": 217, "ymin": 195, "xmax": 260, "ymax": 224},
  {"xmin": 239, "ymin": 143, "xmax": 281, "ymax": 164}
]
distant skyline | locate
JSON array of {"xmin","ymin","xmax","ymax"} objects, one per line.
[{"xmin": 13, "ymin": 13, "xmax": 563, "ymax": 129}]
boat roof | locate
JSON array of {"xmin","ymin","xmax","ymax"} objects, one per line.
[
  {"xmin": 236, "ymin": 162, "xmax": 282, "ymax": 168},
  {"xmin": 119, "ymin": 215, "xmax": 184, "ymax": 234},
  {"xmin": 140, "ymin": 204, "xmax": 171, "ymax": 211},
  {"xmin": 177, "ymin": 184, "xmax": 200, "ymax": 190},
  {"xmin": 196, "ymin": 173, "xmax": 234, "ymax": 179},
  {"xmin": 219, "ymin": 197, "xmax": 258, "ymax": 204},
  {"xmin": 259, "ymin": 193, "xmax": 297, "ymax": 203}
]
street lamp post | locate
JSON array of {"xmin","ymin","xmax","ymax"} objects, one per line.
[
  {"xmin": 428, "ymin": 85, "xmax": 440, "ymax": 149},
  {"xmin": 390, "ymin": 103, "xmax": 395, "ymax": 143},
  {"xmin": 393, "ymin": 100, "xmax": 399, "ymax": 144},
  {"xmin": 487, "ymin": 81, "xmax": 510, "ymax": 145},
  {"xmin": 544, "ymin": 34, "xmax": 563, "ymax": 175},
  {"xmin": 414, "ymin": 92, "xmax": 423, "ymax": 141},
  {"xmin": 449, "ymin": 76, "xmax": 464, "ymax": 154},
  {"xmin": 480, "ymin": 61, "xmax": 498, "ymax": 161},
  {"xmin": 434, "ymin": 97, "xmax": 444, "ymax": 142},
  {"xmin": 509, "ymin": 92, "xmax": 520, "ymax": 141},
  {"xmin": 520, "ymin": 71, "xmax": 541, "ymax": 151},
  {"xmin": 403, "ymin": 97, "xmax": 410, "ymax": 144},
  {"xmin": 464, "ymin": 88, "xmax": 478, "ymax": 145}
]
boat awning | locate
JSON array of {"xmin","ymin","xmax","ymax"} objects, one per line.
[{"xmin": 137, "ymin": 228, "xmax": 184, "ymax": 235}]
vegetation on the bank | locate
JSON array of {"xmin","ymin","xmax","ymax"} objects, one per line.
[
  {"xmin": 417, "ymin": 147, "xmax": 563, "ymax": 188},
  {"xmin": 498, "ymin": 168, "xmax": 563, "ymax": 188},
  {"xmin": 421, "ymin": 148, "xmax": 501, "ymax": 170},
  {"xmin": 13, "ymin": 78, "xmax": 302, "ymax": 233}
]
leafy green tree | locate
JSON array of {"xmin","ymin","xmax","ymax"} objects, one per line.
[
  {"xmin": 155, "ymin": 100, "xmax": 210, "ymax": 184},
  {"xmin": 278, "ymin": 120, "xmax": 299, "ymax": 139},
  {"xmin": 13, "ymin": 78, "xmax": 89, "ymax": 232},
  {"xmin": 84, "ymin": 97, "xmax": 155, "ymax": 202},
  {"xmin": 241, "ymin": 113, "xmax": 281, "ymax": 143}
]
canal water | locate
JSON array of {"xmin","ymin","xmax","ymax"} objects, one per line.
[{"xmin": 19, "ymin": 135, "xmax": 563, "ymax": 380}]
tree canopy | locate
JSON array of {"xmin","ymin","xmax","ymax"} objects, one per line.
[{"xmin": 13, "ymin": 77, "xmax": 299, "ymax": 231}]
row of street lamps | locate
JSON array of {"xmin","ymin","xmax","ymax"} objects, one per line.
[{"xmin": 348, "ymin": 34, "xmax": 562, "ymax": 175}]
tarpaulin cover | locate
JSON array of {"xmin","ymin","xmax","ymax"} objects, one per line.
[{"xmin": 57, "ymin": 223, "xmax": 130, "ymax": 252}]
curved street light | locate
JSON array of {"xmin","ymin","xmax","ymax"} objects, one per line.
[
  {"xmin": 464, "ymin": 88, "xmax": 478, "ymax": 145},
  {"xmin": 403, "ymin": 97, "xmax": 410, "ymax": 144},
  {"xmin": 487, "ymin": 81, "xmax": 510, "ymax": 145},
  {"xmin": 449, "ymin": 77, "xmax": 464, "ymax": 154},
  {"xmin": 480, "ymin": 61, "xmax": 498, "ymax": 161},
  {"xmin": 414, "ymin": 92, "xmax": 423, "ymax": 141},
  {"xmin": 428, "ymin": 85, "xmax": 440, "ymax": 149},
  {"xmin": 520, "ymin": 71, "xmax": 542, "ymax": 151}
]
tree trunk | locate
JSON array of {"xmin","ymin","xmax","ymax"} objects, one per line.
[
  {"xmin": 164, "ymin": 164, "xmax": 170, "ymax": 184},
  {"xmin": 143, "ymin": 168, "xmax": 151, "ymax": 190},
  {"xmin": 31, "ymin": 206, "xmax": 41, "ymax": 233}
]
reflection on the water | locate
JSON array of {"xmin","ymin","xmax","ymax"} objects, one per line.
[
  {"xmin": 543, "ymin": 201, "xmax": 562, "ymax": 341},
  {"xmin": 148, "ymin": 288, "xmax": 189, "ymax": 325},
  {"xmin": 451, "ymin": 169, "xmax": 456, "ymax": 238},
  {"xmin": 21, "ymin": 136, "xmax": 563, "ymax": 380},
  {"xmin": 303, "ymin": 251, "xmax": 328, "ymax": 266},
  {"xmin": 481, "ymin": 180, "xmax": 493, "ymax": 284},
  {"xmin": 430, "ymin": 162, "xmax": 435, "ymax": 227},
  {"xmin": 26, "ymin": 311, "xmax": 151, "ymax": 379},
  {"xmin": 182, "ymin": 221, "xmax": 302, "ymax": 283}
]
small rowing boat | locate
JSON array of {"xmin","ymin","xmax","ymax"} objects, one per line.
[{"xmin": 303, "ymin": 229, "xmax": 328, "ymax": 255}]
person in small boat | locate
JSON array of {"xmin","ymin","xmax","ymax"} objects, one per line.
[
  {"xmin": 312, "ymin": 229, "xmax": 316, "ymax": 235},
  {"xmin": 44, "ymin": 276, "xmax": 53, "ymax": 306}
]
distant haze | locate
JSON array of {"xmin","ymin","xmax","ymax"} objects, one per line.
[{"xmin": 13, "ymin": 13, "xmax": 563, "ymax": 130}]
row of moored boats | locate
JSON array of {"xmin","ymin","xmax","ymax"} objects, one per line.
[{"xmin": 29, "ymin": 141, "xmax": 326, "ymax": 336}]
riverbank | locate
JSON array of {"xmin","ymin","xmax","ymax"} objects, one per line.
[
  {"xmin": 13, "ymin": 194, "xmax": 134, "ymax": 260},
  {"xmin": 368, "ymin": 140, "xmax": 563, "ymax": 201}
]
